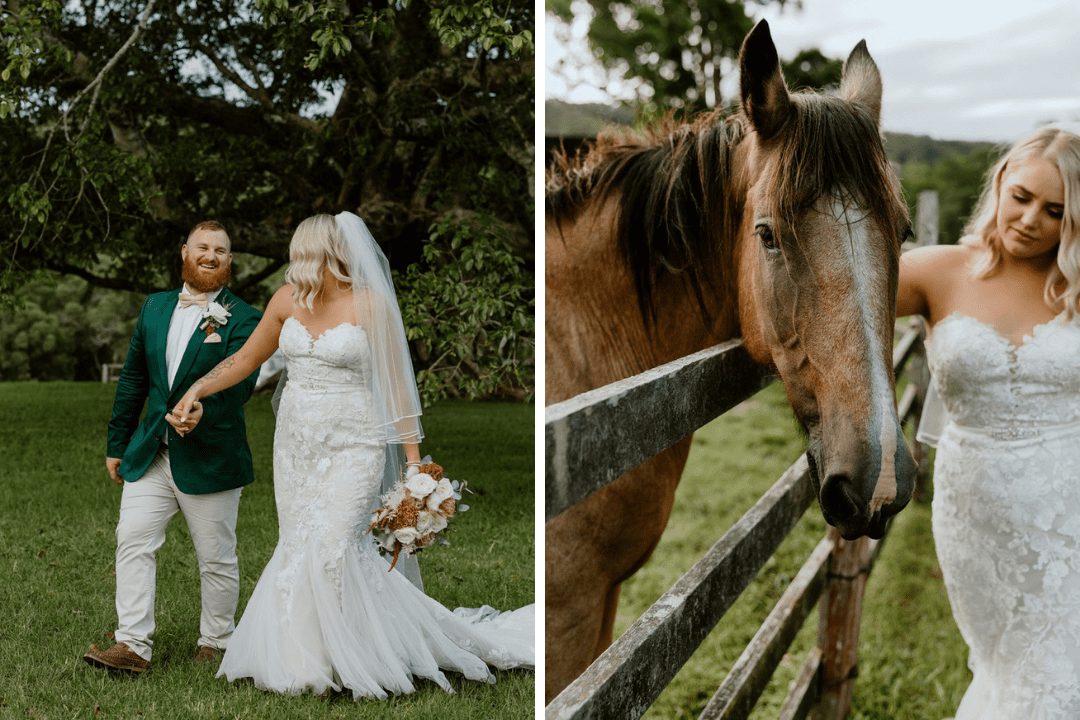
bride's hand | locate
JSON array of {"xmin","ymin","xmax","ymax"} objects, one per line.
[
  {"xmin": 166, "ymin": 396, "xmax": 203, "ymax": 437},
  {"xmin": 171, "ymin": 390, "xmax": 202, "ymax": 427}
]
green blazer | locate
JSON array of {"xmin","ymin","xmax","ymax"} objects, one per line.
[{"xmin": 106, "ymin": 287, "xmax": 262, "ymax": 494}]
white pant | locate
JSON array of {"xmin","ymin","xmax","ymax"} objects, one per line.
[{"xmin": 113, "ymin": 449, "xmax": 242, "ymax": 661}]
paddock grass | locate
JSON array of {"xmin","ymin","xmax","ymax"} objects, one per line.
[
  {"xmin": 615, "ymin": 383, "xmax": 970, "ymax": 719},
  {"xmin": 0, "ymin": 382, "xmax": 534, "ymax": 720}
]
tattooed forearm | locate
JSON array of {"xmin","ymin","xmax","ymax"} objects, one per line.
[
  {"xmin": 191, "ymin": 355, "xmax": 237, "ymax": 398},
  {"xmin": 204, "ymin": 355, "xmax": 236, "ymax": 382}
]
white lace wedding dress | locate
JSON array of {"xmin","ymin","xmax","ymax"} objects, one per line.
[
  {"xmin": 926, "ymin": 312, "xmax": 1080, "ymax": 719},
  {"xmin": 217, "ymin": 317, "xmax": 533, "ymax": 698}
]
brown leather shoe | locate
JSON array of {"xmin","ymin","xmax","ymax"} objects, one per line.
[
  {"xmin": 193, "ymin": 645, "xmax": 223, "ymax": 665},
  {"xmin": 83, "ymin": 642, "xmax": 149, "ymax": 674}
]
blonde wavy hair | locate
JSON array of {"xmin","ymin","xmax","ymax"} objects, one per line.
[
  {"xmin": 284, "ymin": 214, "xmax": 352, "ymax": 310},
  {"xmin": 962, "ymin": 126, "xmax": 1080, "ymax": 318}
]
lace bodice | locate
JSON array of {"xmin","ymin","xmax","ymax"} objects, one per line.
[
  {"xmin": 279, "ymin": 316, "xmax": 371, "ymax": 390},
  {"xmin": 926, "ymin": 313, "xmax": 1080, "ymax": 431}
]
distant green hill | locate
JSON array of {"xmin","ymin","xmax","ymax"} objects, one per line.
[
  {"xmin": 882, "ymin": 132, "xmax": 1000, "ymax": 165},
  {"xmin": 545, "ymin": 99, "xmax": 635, "ymax": 138}
]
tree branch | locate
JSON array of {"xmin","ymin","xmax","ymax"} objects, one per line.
[
  {"xmin": 44, "ymin": 259, "xmax": 159, "ymax": 294},
  {"xmin": 178, "ymin": 16, "xmax": 321, "ymax": 135},
  {"xmin": 63, "ymin": 0, "xmax": 158, "ymax": 141}
]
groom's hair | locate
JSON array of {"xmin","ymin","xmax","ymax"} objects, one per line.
[{"xmin": 187, "ymin": 220, "xmax": 231, "ymax": 248}]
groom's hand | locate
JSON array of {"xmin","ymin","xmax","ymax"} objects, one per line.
[
  {"xmin": 165, "ymin": 401, "xmax": 203, "ymax": 437},
  {"xmin": 105, "ymin": 457, "xmax": 123, "ymax": 485}
]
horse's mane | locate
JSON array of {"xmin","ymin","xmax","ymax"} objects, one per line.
[
  {"xmin": 545, "ymin": 94, "xmax": 907, "ymax": 323},
  {"xmin": 546, "ymin": 110, "xmax": 746, "ymax": 324}
]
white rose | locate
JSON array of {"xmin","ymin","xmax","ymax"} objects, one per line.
[
  {"xmin": 405, "ymin": 473, "xmax": 436, "ymax": 499},
  {"xmin": 205, "ymin": 301, "xmax": 231, "ymax": 325},
  {"xmin": 429, "ymin": 514, "xmax": 448, "ymax": 534},
  {"xmin": 393, "ymin": 527, "xmax": 419, "ymax": 546},
  {"xmin": 416, "ymin": 511, "xmax": 437, "ymax": 535},
  {"xmin": 426, "ymin": 479, "xmax": 454, "ymax": 512}
]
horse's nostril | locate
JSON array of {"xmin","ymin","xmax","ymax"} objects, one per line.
[{"xmin": 821, "ymin": 474, "xmax": 860, "ymax": 521}]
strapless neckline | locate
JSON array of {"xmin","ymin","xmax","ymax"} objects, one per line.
[
  {"xmin": 284, "ymin": 316, "xmax": 365, "ymax": 346},
  {"xmin": 933, "ymin": 311, "xmax": 1067, "ymax": 355}
]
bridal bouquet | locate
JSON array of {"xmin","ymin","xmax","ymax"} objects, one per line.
[{"xmin": 369, "ymin": 462, "xmax": 469, "ymax": 571}]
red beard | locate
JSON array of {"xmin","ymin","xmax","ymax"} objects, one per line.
[{"xmin": 181, "ymin": 254, "xmax": 232, "ymax": 293}]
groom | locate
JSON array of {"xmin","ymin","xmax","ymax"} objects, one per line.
[{"xmin": 84, "ymin": 220, "xmax": 261, "ymax": 673}]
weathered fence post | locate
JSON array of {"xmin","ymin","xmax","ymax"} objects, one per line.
[
  {"xmin": 907, "ymin": 325, "xmax": 932, "ymax": 500},
  {"xmin": 910, "ymin": 190, "xmax": 939, "ymax": 498},
  {"xmin": 915, "ymin": 190, "xmax": 939, "ymax": 247},
  {"xmin": 814, "ymin": 528, "xmax": 873, "ymax": 720}
]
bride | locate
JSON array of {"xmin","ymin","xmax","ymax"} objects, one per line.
[
  {"xmin": 171, "ymin": 212, "xmax": 533, "ymax": 698},
  {"xmin": 898, "ymin": 126, "xmax": 1080, "ymax": 718}
]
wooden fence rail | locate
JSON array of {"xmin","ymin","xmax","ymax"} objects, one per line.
[{"xmin": 545, "ymin": 340, "xmax": 773, "ymax": 521}]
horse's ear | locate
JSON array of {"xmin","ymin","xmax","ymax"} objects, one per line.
[
  {"xmin": 839, "ymin": 40, "xmax": 882, "ymax": 126},
  {"xmin": 739, "ymin": 19, "xmax": 793, "ymax": 141}
]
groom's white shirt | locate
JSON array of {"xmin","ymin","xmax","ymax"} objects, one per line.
[{"xmin": 166, "ymin": 284, "xmax": 223, "ymax": 389}]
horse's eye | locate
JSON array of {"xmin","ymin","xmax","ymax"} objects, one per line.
[{"xmin": 756, "ymin": 224, "xmax": 778, "ymax": 252}]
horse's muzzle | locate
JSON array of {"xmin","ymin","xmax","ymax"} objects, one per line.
[{"xmin": 807, "ymin": 444, "xmax": 916, "ymax": 539}]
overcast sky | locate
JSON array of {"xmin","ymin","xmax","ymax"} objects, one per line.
[{"xmin": 545, "ymin": 0, "xmax": 1080, "ymax": 143}]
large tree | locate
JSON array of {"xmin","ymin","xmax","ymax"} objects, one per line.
[
  {"xmin": 0, "ymin": 0, "xmax": 534, "ymax": 401},
  {"xmin": 0, "ymin": 0, "xmax": 534, "ymax": 295}
]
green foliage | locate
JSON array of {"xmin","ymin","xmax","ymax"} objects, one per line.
[
  {"xmin": 782, "ymin": 47, "xmax": 842, "ymax": 91},
  {"xmin": 398, "ymin": 218, "xmax": 534, "ymax": 404},
  {"xmin": 0, "ymin": 384, "xmax": 534, "ymax": 718},
  {"xmin": 429, "ymin": 2, "xmax": 535, "ymax": 54},
  {"xmin": 0, "ymin": 0, "xmax": 65, "ymax": 118},
  {"xmin": 550, "ymin": 0, "xmax": 815, "ymax": 115},
  {"xmin": 0, "ymin": 273, "xmax": 142, "ymax": 381},
  {"xmin": 884, "ymin": 134, "xmax": 999, "ymax": 245}
]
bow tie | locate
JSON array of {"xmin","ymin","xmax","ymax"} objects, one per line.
[{"xmin": 178, "ymin": 291, "xmax": 209, "ymax": 309}]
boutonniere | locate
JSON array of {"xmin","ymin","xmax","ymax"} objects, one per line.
[{"xmin": 199, "ymin": 301, "xmax": 232, "ymax": 344}]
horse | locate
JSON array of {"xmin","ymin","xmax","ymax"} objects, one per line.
[{"xmin": 544, "ymin": 20, "xmax": 918, "ymax": 701}]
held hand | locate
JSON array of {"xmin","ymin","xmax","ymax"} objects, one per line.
[
  {"xmin": 173, "ymin": 389, "xmax": 201, "ymax": 424},
  {"xmin": 166, "ymin": 397, "xmax": 204, "ymax": 436},
  {"xmin": 105, "ymin": 457, "xmax": 123, "ymax": 486}
]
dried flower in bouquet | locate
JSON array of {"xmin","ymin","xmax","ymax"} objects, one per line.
[{"xmin": 369, "ymin": 462, "xmax": 469, "ymax": 571}]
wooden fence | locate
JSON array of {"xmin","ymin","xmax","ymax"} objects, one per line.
[{"xmin": 545, "ymin": 191, "xmax": 940, "ymax": 720}]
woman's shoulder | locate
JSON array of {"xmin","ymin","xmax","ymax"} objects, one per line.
[
  {"xmin": 902, "ymin": 242, "xmax": 979, "ymax": 282},
  {"xmin": 266, "ymin": 284, "xmax": 297, "ymax": 319},
  {"xmin": 903, "ymin": 241, "xmax": 976, "ymax": 263}
]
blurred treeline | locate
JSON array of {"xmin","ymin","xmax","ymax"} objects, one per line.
[
  {"xmin": 885, "ymin": 133, "xmax": 1001, "ymax": 246},
  {"xmin": 0, "ymin": 274, "xmax": 141, "ymax": 382}
]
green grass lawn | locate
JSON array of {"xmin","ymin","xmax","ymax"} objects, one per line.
[
  {"xmin": 0, "ymin": 382, "xmax": 534, "ymax": 720},
  {"xmin": 614, "ymin": 383, "xmax": 969, "ymax": 719}
]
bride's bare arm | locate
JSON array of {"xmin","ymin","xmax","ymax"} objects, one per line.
[
  {"xmin": 898, "ymin": 244, "xmax": 972, "ymax": 324},
  {"xmin": 174, "ymin": 285, "xmax": 293, "ymax": 421}
]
